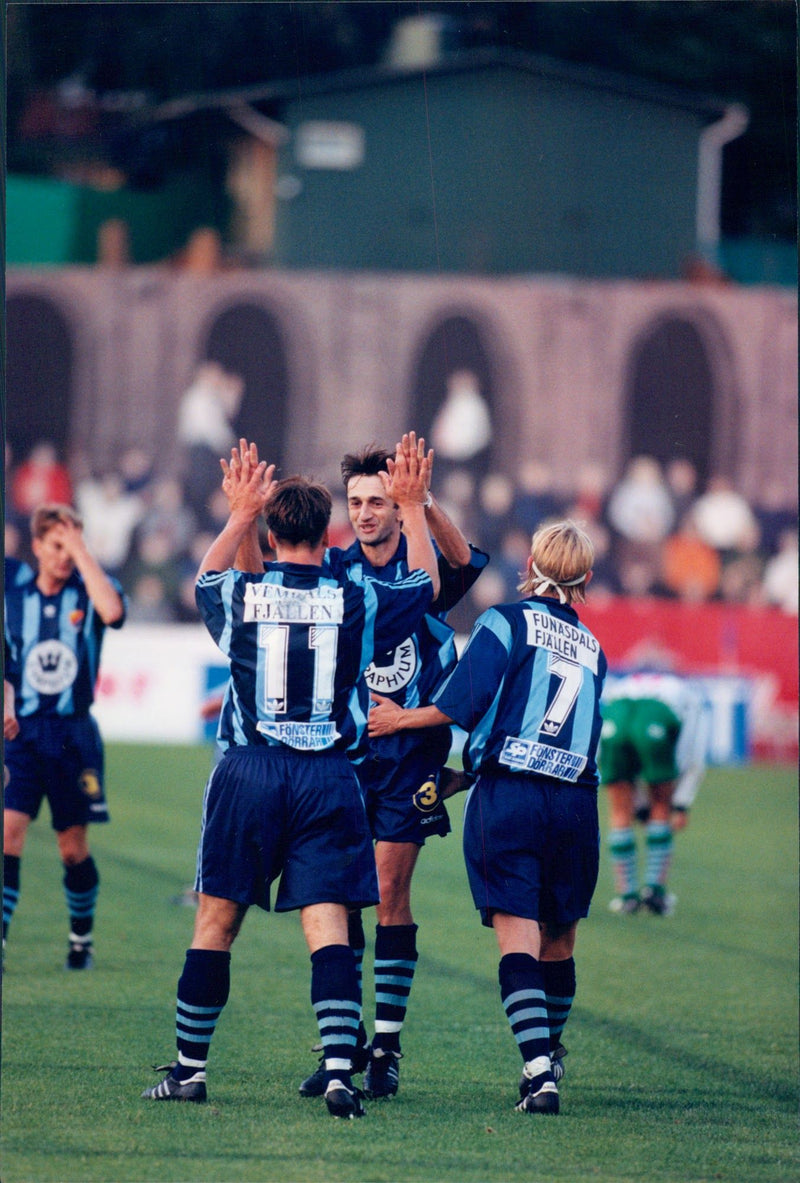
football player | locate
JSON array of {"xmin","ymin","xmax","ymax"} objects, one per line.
[
  {"xmin": 3, "ymin": 507, "xmax": 126, "ymax": 969},
  {"xmin": 368, "ymin": 520, "xmax": 606, "ymax": 1116},
  {"xmin": 296, "ymin": 435, "xmax": 488, "ymax": 1102}
]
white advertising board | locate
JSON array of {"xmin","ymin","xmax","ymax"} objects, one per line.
[
  {"xmin": 93, "ymin": 625, "xmax": 227, "ymax": 744},
  {"xmin": 93, "ymin": 625, "xmax": 753, "ymax": 764}
]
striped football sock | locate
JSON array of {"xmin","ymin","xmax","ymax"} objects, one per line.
[
  {"xmin": 645, "ymin": 820, "xmax": 674, "ymax": 889},
  {"xmin": 372, "ymin": 923, "xmax": 418, "ymax": 1055},
  {"xmin": 3, "ymin": 854, "xmax": 21, "ymax": 941},
  {"xmin": 541, "ymin": 956, "xmax": 576, "ymax": 1051},
  {"xmin": 499, "ymin": 952, "xmax": 551, "ymax": 1065},
  {"xmin": 174, "ymin": 948, "xmax": 231, "ymax": 1082},
  {"xmin": 310, "ymin": 944, "xmax": 362, "ymax": 1085},
  {"xmin": 347, "ymin": 909, "xmax": 369, "ymax": 1051},
  {"xmin": 608, "ymin": 827, "xmax": 639, "ymax": 898},
  {"xmin": 63, "ymin": 856, "xmax": 99, "ymax": 942}
]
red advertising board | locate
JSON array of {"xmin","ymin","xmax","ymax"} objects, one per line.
[{"xmin": 579, "ymin": 597, "xmax": 798, "ymax": 762}]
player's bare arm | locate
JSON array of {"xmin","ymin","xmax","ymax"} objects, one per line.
[
  {"xmin": 396, "ymin": 432, "xmax": 471, "ymax": 568},
  {"xmin": 367, "ymin": 692, "xmax": 451, "ymax": 736},
  {"xmin": 382, "ymin": 433, "xmax": 441, "ymax": 597},
  {"xmin": 367, "ymin": 692, "xmax": 471, "ymax": 800},
  {"xmin": 221, "ymin": 438, "xmax": 274, "ymax": 573},
  {"xmin": 57, "ymin": 517, "xmax": 125, "ymax": 624}
]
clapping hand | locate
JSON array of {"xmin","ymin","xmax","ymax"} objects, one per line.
[
  {"xmin": 382, "ymin": 432, "xmax": 433, "ymax": 508},
  {"xmin": 220, "ymin": 438, "xmax": 276, "ymax": 520}
]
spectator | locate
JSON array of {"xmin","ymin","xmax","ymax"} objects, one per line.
[
  {"xmin": 177, "ymin": 362, "xmax": 243, "ymax": 520},
  {"xmin": 437, "ymin": 467, "xmax": 479, "ymax": 538},
  {"xmin": 606, "ymin": 456, "xmax": 675, "ymax": 546},
  {"xmin": 430, "ymin": 369, "xmax": 492, "ymax": 468},
  {"xmin": 119, "ymin": 447, "xmax": 155, "ymax": 497},
  {"xmin": 760, "ymin": 529, "xmax": 798, "ymax": 614},
  {"xmin": 135, "ymin": 477, "xmax": 196, "ymax": 556},
  {"xmin": 753, "ymin": 479, "xmax": 798, "ymax": 558},
  {"xmin": 491, "ymin": 525, "xmax": 536, "ymax": 603},
  {"xmin": 126, "ymin": 573, "xmax": 178, "ymax": 624},
  {"xmin": 511, "ymin": 460, "xmax": 563, "ymax": 534},
  {"xmin": 75, "ymin": 471, "xmax": 145, "ymax": 577},
  {"xmin": 718, "ymin": 552, "xmax": 764, "ymax": 605},
  {"xmin": 660, "ymin": 514, "xmax": 722, "ymax": 602},
  {"xmin": 176, "ymin": 531, "xmax": 216, "ymax": 623},
  {"xmin": 606, "ymin": 457, "xmax": 675, "ymax": 600},
  {"xmin": 10, "ymin": 441, "xmax": 73, "ymax": 520},
  {"xmin": 476, "ymin": 471, "xmax": 515, "ymax": 553},
  {"xmin": 691, "ymin": 475, "xmax": 759, "ymax": 557},
  {"xmin": 664, "ymin": 458, "xmax": 699, "ymax": 525},
  {"xmin": 571, "ymin": 460, "xmax": 611, "ymax": 522}
]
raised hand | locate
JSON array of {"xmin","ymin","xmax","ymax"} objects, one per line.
[
  {"xmin": 221, "ymin": 438, "xmax": 276, "ymax": 519},
  {"xmin": 382, "ymin": 431, "xmax": 433, "ymax": 507}
]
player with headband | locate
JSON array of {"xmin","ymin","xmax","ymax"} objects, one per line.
[{"xmin": 368, "ymin": 520, "xmax": 607, "ymax": 1115}]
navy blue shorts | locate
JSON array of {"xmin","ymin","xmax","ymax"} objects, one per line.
[
  {"xmin": 463, "ymin": 771, "xmax": 599, "ymax": 928},
  {"xmin": 360, "ymin": 738, "xmax": 451, "ymax": 846},
  {"xmin": 194, "ymin": 745, "xmax": 380, "ymax": 913},
  {"xmin": 3, "ymin": 714, "xmax": 109, "ymax": 830}
]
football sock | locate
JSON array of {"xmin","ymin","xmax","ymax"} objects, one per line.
[
  {"xmin": 645, "ymin": 821, "xmax": 673, "ymax": 889},
  {"xmin": 347, "ymin": 909, "xmax": 369, "ymax": 1051},
  {"xmin": 63, "ymin": 856, "xmax": 99, "ymax": 941},
  {"xmin": 372, "ymin": 923, "xmax": 418, "ymax": 1055},
  {"xmin": 499, "ymin": 952, "xmax": 551, "ymax": 1066},
  {"xmin": 3, "ymin": 854, "xmax": 21, "ymax": 941},
  {"xmin": 541, "ymin": 957, "xmax": 576, "ymax": 1050},
  {"xmin": 608, "ymin": 827, "xmax": 638, "ymax": 898},
  {"xmin": 174, "ymin": 948, "xmax": 231, "ymax": 1081},
  {"xmin": 310, "ymin": 943, "xmax": 361, "ymax": 1084}
]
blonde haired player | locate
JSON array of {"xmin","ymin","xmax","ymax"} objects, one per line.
[{"xmin": 369, "ymin": 520, "xmax": 607, "ymax": 1115}]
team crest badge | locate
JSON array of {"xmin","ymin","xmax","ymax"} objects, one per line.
[{"xmin": 25, "ymin": 640, "xmax": 78, "ymax": 695}]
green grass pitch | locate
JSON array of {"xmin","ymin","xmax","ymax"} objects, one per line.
[{"xmin": 1, "ymin": 745, "xmax": 797, "ymax": 1182}]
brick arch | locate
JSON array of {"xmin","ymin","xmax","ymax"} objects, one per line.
[
  {"xmin": 409, "ymin": 311, "xmax": 499, "ymax": 480},
  {"xmin": 6, "ymin": 292, "xmax": 73, "ymax": 462},
  {"xmin": 622, "ymin": 308, "xmax": 739, "ymax": 488},
  {"xmin": 199, "ymin": 300, "xmax": 291, "ymax": 473}
]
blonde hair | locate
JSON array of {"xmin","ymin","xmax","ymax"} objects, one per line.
[
  {"xmin": 517, "ymin": 519, "xmax": 594, "ymax": 605},
  {"xmin": 30, "ymin": 504, "xmax": 82, "ymax": 539}
]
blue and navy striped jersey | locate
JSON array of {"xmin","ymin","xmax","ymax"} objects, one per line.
[
  {"xmin": 331, "ymin": 536, "xmax": 488, "ymax": 758},
  {"xmin": 196, "ymin": 554, "xmax": 433, "ymax": 755},
  {"xmin": 4, "ymin": 564, "xmax": 126, "ymax": 718},
  {"xmin": 434, "ymin": 595, "xmax": 607, "ymax": 789}
]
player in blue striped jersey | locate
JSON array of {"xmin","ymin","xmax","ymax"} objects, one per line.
[
  {"xmin": 297, "ymin": 439, "xmax": 488, "ymax": 1101},
  {"xmin": 3, "ymin": 506, "xmax": 126, "ymax": 970},
  {"xmin": 369, "ymin": 520, "xmax": 606, "ymax": 1115},
  {"xmin": 142, "ymin": 438, "xmax": 439, "ymax": 1118}
]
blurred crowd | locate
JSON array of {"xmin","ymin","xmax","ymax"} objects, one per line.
[{"xmin": 5, "ymin": 419, "xmax": 797, "ymax": 629}]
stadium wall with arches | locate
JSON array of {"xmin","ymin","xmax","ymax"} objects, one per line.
[{"xmin": 5, "ymin": 268, "xmax": 796, "ymax": 503}]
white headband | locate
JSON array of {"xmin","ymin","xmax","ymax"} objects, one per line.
[{"xmin": 530, "ymin": 560, "xmax": 587, "ymax": 605}]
